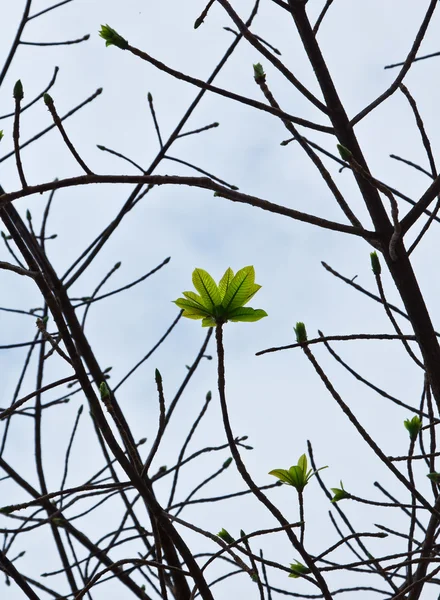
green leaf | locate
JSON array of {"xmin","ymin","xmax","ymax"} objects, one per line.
[
  {"xmin": 218, "ymin": 267, "xmax": 234, "ymax": 300},
  {"xmin": 289, "ymin": 560, "xmax": 310, "ymax": 579},
  {"xmin": 222, "ymin": 266, "xmax": 255, "ymax": 311},
  {"xmin": 330, "ymin": 481, "xmax": 350, "ymax": 503},
  {"xmin": 182, "ymin": 291, "xmax": 210, "ymax": 310},
  {"xmin": 268, "ymin": 468, "xmax": 293, "ymax": 485},
  {"xmin": 202, "ymin": 316, "xmax": 217, "ymax": 327},
  {"xmin": 192, "ymin": 268, "xmax": 222, "ymax": 310},
  {"xmin": 227, "ymin": 307, "xmax": 268, "ymax": 323}
]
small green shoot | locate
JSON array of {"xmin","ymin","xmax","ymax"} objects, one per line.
[
  {"xmin": 99, "ymin": 25, "xmax": 128, "ymax": 49},
  {"xmin": 330, "ymin": 481, "xmax": 350, "ymax": 503},
  {"xmin": 269, "ymin": 454, "xmax": 327, "ymax": 493},
  {"xmin": 289, "ymin": 560, "xmax": 310, "ymax": 579},
  {"xmin": 404, "ymin": 415, "xmax": 422, "ymax": 441}
]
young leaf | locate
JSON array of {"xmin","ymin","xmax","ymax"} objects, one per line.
[
  {"xmin": 192, "ymin": 268, "xmax": 222, "ymax": 309},
  {"xmin": 330, "ymin": 481, "xmax": 350, "ymax": 503},
  {"xmin": 227, "ymin": 307, "xmax": 268, "ymax": 323},
  {"xmin": 218, "ymin": 267, "xmax": 234, "ymax": 300},
  {"xmin": 404, "ymin": 415, "xmax": 422, "ymax": 441},
  {"xmin": 289, "ymin": 560, "xmax": 310, "ymax": 579},
  {"xmin": 222, "ymin": 266, "xmax": 255, "ymax": 311}
]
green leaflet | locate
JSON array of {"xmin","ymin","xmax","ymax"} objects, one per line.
[
  {"xmin": 222, "ymin": 266, "xmax": 256, "ymax": 311},
  {"xmin": 192, "ymin": 269, "xmax": 222, "ymax": 309},
  {"xmin": 173, "ymin": 266, "xmax": 267, "ymax": 327}
]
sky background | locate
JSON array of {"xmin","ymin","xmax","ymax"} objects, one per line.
[{"xmin": 1, "ymin": 1, "xmax": 440, "ymax": 598}]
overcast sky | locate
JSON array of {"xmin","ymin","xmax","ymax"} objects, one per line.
[{"xmin": 1, "ymin": 1, "xmax": 440, "ymax": 599}]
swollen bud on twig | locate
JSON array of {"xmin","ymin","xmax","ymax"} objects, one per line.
[
  {"xmin": 253, "ymin": 62, "xmax": 266, "ymax": 84},
  {"xmin": 13, "ymin": 79, "xmax": 23, "ymax": 100},
  {"xmin": 155, "ymin": 369, "xmax": 162, "ymax": 385},
  {"xmin": 337, "ymin": 144, "xmax": 352, "ymax": 161},
  {"xmin": 294, "ymin": 322, "xmax": 308, "ymax": 344},
  {"xmin": 427, "ymin": 472, "xmax": 440, "ymax": 484},
  {"xmin": 99, "ymin": 24, "xmax": 128, "ymax": 50},
  {"xmin": 206, "ymin": 391, "xmax": 212, "ymax": 401},
  {"xmin": 223, "ymin": 457, "xmax": 233, "ymax": 469},
  {"xmin": 370, "ymin": 251, "xmax": 381, "ymax": 275},
  {"xmin": 43, "ymin": 93, "xmax": 53, "ymax": 107},
  {"xmin": 0, "ymin": 130, "xmax": 3, "ymax": 141}
]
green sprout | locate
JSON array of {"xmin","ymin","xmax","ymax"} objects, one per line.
[
  {"xmin": 370, "ymin": 251, "xmax": 381, "ymax": 275},
  {"xmin": 13, "ymin": 79, "xmax": 23, "ymax": 100},
  {"xmin": 404, "ymin": 415, "xmax": 422, "ymax": 441},
  {"xmin": 99, "ymin": 24, "xmax": 128, "ymax": 50},
  {"xmin": 269, "ymin": 454, "xmax": 327, "ymax": 493},
  {"xmin": 289, "ymin": 560, "xmax": 310, "ymax": 579},
  {"xmin": 330, "ymin": 481, "xmax": 350, "ymax": 503},
  {"xmin": 217, "ymin": 528, "xmax": 235, "ymax": 544},
  {"xmin": 253, "ymin": 62, "xmax": 266, "ymax": 84},
  {"xmin": 173, "ymin": 266, "xmax": 267, "ymax": 327},
  {"xmin": 294, "ymin": 322, "xmax": 307, "ymax": 344},
  {"xmin": 337, "ymin": 144, "xmax": 352, "ymax": 161}
]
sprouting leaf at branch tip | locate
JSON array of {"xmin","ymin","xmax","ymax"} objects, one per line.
[
  {"xmin": 99, "ymin": 24, "xmax": 128, "ymax": 50},
  {"xmin": 114, "ymin": 261, "xmax": 121, "ymax": 269},
  {"xmin": 43, "ymin": 93, "xmax": 53, "ymax": 106},
  {"xmin": 13, "ymin": 79, "xmax": 23, "ymax": 100},
  {"xmin": 96, "ymin": 144, "xmax": 105, "ymax": 150},
  {"xmin": 404, "ymin": 415, "xmax": 422, "ymax": 441},
  {"xmin": 370, "ymin": 251, "xmax": 381, "ymax": 275},
  {"xmin": 427, "ymin": 472, "xmax": 440, "ymax": 484},
  {"xmin": 289, "ymin": 561, "xmax": 310, "ymax": 579},
  {"xmin": 253, "ymin": 62, "xmax": 266, "ymax": 83},
  {"xmin": 223, "ymin": 457, "xmax": 233, "ymax": 469},
  {"xmin": 294, "ymin": 322, "xmax": 307, "ymax": 344},
  {"xmin": 206, "ymin": 391, "xmax": 212, "ymax": 401},
  {"xmin": 217, "ymin": 528, "xmax": 235, "ymax": 544},
  {"xmin": 337, "ymin": 144, "xmax": 352, "ymax": 161},
  {"xmin": 0, "ymin": 130, "xmax": 3, "ymax": 141}
]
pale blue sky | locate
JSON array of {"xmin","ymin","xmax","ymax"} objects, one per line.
[{"xmin": 1, "ymin": 1, "xmax": 440, "ymax": 598}]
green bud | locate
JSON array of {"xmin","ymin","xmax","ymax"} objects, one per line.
[
  {"xmin": 99, "ymin": 381, "xmax": 110, "ymax": 400},
  {"xmin": 96, "ymin": 144, "xmax": 105, "ymax": 151},
  {"xmin": 337, "ymin": 144, "xmax": 352, "ymax": 161},
  {"xmin": 294, "ymin": 322, "xmax": 307, "ymax": 344},
  {"xmin": 138, "ymin": 437, "xmax": 147, "ymax": 445},
  {"xmin": 99, "ymin": 24, "xmax": 128, "ymax": 50},
  {"xmin": 114, "ymin": 261, "xmax": 121, "ymax": 269},
  {"xmin": 155, "ymin": 369, "xmax": 162, "ymax": 384},
  {"xmin": 13, "ymin": 80, "xmax": 23, "ymax": 100},
  {"xmin": 43, "ymin": 93, "xmax": 53, "ymax": 106},
  {"xmin": 206, "ymin": 391, "xmax": 212, "ymax": 401},
  {"xmin": 370, "ymin": 252, "xmax": 381, "ymax": 275},
  {"xmin": 217, "ymin": 528, "xmax": 235, "ymax": 544},
  {"xmin": 253, "ymin": 62, "xmax": 266, "ymax": 83},
  {"xmin": 147, "ymin": 92, "xmax": 153, "ymax": 102},
  {"xmin": 0, "ymin": 506, "xmax": 14, "ymax": 514},
  {"xmin": 404, "ymin": 415, "xmax": 422, "ymax": 441},
  {"xmin": 26, "ymin": 209, "xmax": 32, "ymax": 221},
  {"xmin": 223, "ymin": 457, "xmax": 233, "ymax": 469},
  {"xmin": 0, "ymin": 130, "xmax": 3, "ymax": 141}
]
